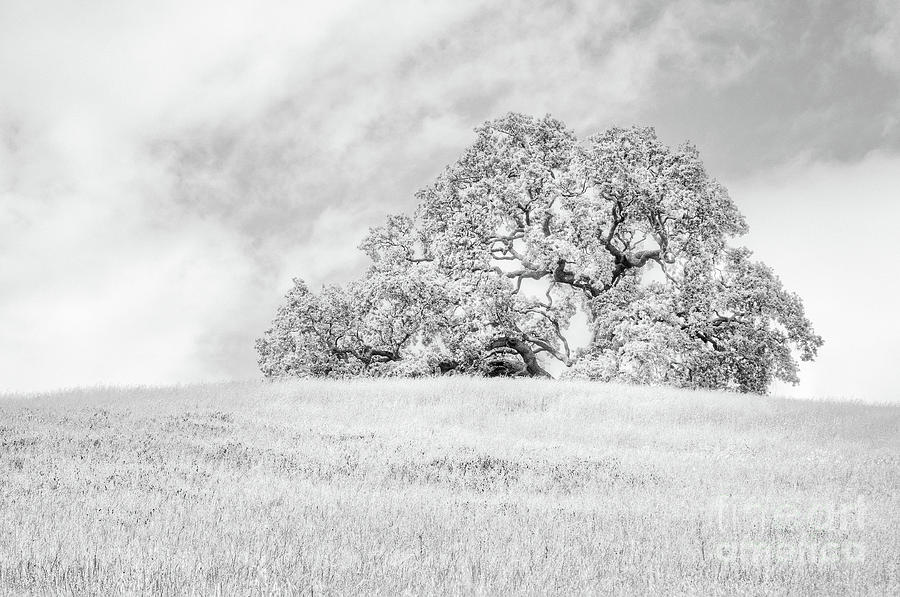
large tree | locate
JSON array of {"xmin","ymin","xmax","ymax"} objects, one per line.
[{"xmin": 257, "ymin": 113, "xmax": 822, "ymax": 393}]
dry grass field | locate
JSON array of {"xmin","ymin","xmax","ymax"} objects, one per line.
[{"xmin": 0, "ymin": 379, "xmax": 898, "ymax": 595}]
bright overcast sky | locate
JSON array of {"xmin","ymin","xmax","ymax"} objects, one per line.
[{"xmin": 1, "ymin": 0, "xmax": 898, "ymax": 400}]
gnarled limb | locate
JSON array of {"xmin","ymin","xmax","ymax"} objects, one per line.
[{"xmin": 487, "ymin": 336, "xmax": 551, "ymax": 377}]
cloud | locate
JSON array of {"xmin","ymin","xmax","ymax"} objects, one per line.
[
  {"xmin": 860, "ymin": 0, "xmax": 900, "ymax": 74},
  {"xmin": 1, "ymin": 0, "xmax": 898, "ymax": 396},
  {"xmin": 0, "ymin": 0, "xmax": 366, "ymax": 391}
]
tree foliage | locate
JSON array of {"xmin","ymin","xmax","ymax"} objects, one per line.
[{"xmin": 256, "ymin": 113, "xmax": 822, "ymax": 393}]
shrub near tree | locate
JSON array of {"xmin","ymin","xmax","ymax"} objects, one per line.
[{"xmin": 257, "ymin": 113, "xmax": 822, "ymax": 393}]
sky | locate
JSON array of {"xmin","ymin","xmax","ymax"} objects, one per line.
[{"xmin": 1, "ymin": 0, "xmax": 898, "ymax": 400}]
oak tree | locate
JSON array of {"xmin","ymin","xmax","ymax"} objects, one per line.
[{"xmin": 257, "ymin": 113, "xmax": 822, "ymax": 393}]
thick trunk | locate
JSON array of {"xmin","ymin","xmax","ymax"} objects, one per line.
[
  {"xmin": 368, "ymin": 348, "xmax": 400, "ymax": 362},
  {"xmin": 437, "ymin": 360, "xmax": 460, "ymax": 374},
  {"xmin": 486, "ymin": 336, "xmax": 551, "ymax": 378}
]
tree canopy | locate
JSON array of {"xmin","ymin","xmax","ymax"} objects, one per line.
[{"xmin": 256, "ymin": 113, "xmax": 822, "ymax": 393}]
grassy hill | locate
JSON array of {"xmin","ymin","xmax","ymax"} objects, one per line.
[{"xmin": 1, "ymin": 379, "xmax": 897, "ymax": 595}]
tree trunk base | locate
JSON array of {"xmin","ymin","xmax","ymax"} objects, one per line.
[{"xmin": 485, "ymin": 336, "xmax": 551, "ymax": 378}]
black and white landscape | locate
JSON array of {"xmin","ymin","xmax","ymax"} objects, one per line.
[{"xmin": 1, "ymin": 1, "xmax": 898, "ymax": 594}]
